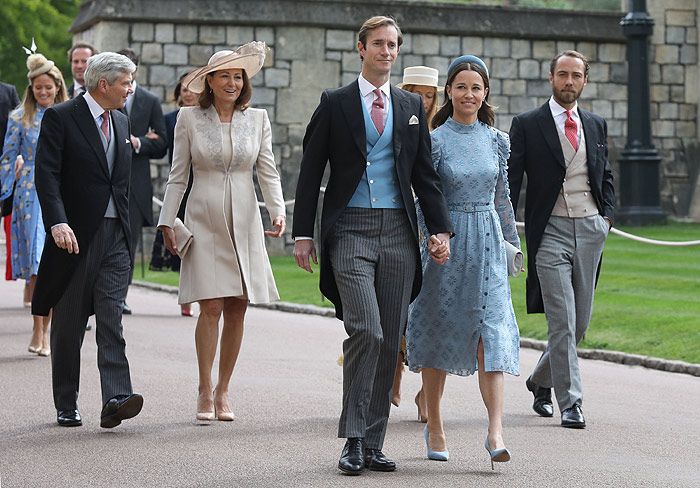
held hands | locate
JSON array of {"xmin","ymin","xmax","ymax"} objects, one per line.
[
  {"xmin": 51, "ymin": 223, "xmax": 79, "ymax": 254},
  {"xmin": 144, "ymin": 129, "xmax": 160, "ymax": 141},
  {"xmin": 294, "ymin": 239, "xmax": 317, "ymax": 273},
  {"xmin": 264, "ymin": 216, "xmax": 286, "ymax": 238},
  {"xmin": 160, "ymin": 225, "xmax": 178, "ymax": 256},
  {"xmin": 428, "ymin": 232, "xmax": 451, "ymax": 264}
]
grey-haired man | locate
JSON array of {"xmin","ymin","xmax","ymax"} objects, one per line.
[{"xmin": 34, "ymin": 52, "xmax": 144, "ymax": 428}]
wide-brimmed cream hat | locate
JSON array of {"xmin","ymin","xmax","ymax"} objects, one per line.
[
  {"xmin": 397, "ymin": 66, "xmax": 439, "ymax": 88},
  {"xmin": 183, "ymin": 41, "xmax": 267, "ymax": 93}
]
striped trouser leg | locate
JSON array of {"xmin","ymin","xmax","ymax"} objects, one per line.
[
  {"xmin": 93, "ymin": 219, "xmax": 133, "ymax": 405},
  {"xmin": 329, "ymin": 209, "xmax": 415, "ymax": 448}
]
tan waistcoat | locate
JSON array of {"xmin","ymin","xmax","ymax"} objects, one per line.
[{"xmin": 550, "ymin": 124, "xmax": 599, "ymax": 218}]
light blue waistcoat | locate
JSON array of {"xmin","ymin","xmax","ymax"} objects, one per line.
[{"xmin": 347, "ymin": 94, "xmax": 404, "ymax": 209}]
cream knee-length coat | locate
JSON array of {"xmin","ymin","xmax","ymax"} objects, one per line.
[{"xmin": 157, "ymin": 105, "xmax": 285, "ymax": 304}]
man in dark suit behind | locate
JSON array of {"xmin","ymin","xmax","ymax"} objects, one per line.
[
  {"xmin": 66, "ymin": 41, "xmax": 98, "ymax": 98},
  {"xmin": 33, "ymin": 52, "xmax": 144, "ymax": 428},
  {"xmin": 293, "ymin": 16, "xmax": 452, "ymax": 475},
  {"xmin": 508, "ymin": 50, "xmax": 615, "ymax": 429},
  {"xmin": 116, "ymin": 48, "xmax": 167, "ymax": 313}
]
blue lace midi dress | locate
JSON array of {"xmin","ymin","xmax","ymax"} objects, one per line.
[{"xmin": 406, "ymin": 117, "xmax": 520, "ymax": 376}]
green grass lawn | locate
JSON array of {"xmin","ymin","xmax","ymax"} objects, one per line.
[{"xmin": 138, "ymin": 222, "xmax": 700, "ymax": 363}]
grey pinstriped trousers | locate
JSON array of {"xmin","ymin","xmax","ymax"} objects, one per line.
[
  {"xmin": 51, "ymin": 218, "xmax": 134, "ymax": 410},
  {"xmin": 531, "ymin": 215, "xmax": 608, "ymax": 411},
  {"xmin": 327, "ymin": 208, "xmax": 416, "ymax": 450}
]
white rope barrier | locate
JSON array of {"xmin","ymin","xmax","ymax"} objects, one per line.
[
  {"xmin": 154, "ymin": 192, "xmax": 700, "ymax": 247},
  {"xmin": 607, "ymin": 226, "xmax": 700, "ymax": 246},
  {"xmin": 512, "ymin": 221, "xmax": 700, "ymax": 246}
]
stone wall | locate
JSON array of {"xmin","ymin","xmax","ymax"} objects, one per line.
[{"xmin": 71, "ymin": 0, "xmax": 700, "ymax": 254}]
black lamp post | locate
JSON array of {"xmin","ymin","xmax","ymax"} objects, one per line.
[{"xmin": 617, "ymin": 0, "xmax": 665, "ymax": 225}]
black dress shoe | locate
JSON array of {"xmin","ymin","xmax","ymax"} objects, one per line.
[
  {"xmin": 122, "ymin": 303, "xmax": 132, "ymax": 315},
  {"xmin": 526, "ymin": 378, "xmax": 554, "ymax": 417},
  {"xmin": 100, "ymin": 393, "xmax": 143, "ymax": 428},
  {"xmin": 57, "ymin": 409, "xmax": 82, "ymax": 427},
  {"xmin": 561, "ymin": 403, "xmax": 586, "ymax": 429},
  {"xmin": 338, "ymin": 438, "xmax": 365, "ymax": 475},
  {"xmin": 364, "ymin": 448, "xmax": 396, "ymax": 472}
]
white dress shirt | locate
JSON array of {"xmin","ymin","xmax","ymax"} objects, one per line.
[{"xmin": 548, "ymin": 96, "xmax": 581, "ymax": 142}]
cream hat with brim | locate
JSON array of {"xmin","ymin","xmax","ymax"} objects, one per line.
[
  {"xmin": 397, "ymin": 66, "xmax": 439, "ymax": 88},
  {"xmin": 183, "ymin": 41, "xmax": 267, "ymax": 94}
]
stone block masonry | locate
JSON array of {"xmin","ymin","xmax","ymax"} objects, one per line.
[{"xmin": 70, "ymin": 0, "xmax": 700, "ymax": 251}]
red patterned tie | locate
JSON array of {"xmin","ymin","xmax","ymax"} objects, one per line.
[
  {"xmin": 565, "ymin": 109, "xmax": 578, "ymax": 151},
  {"xmin": 370, "ymin": 88, "xmax": 385, "ymax": 135},
  {"xmin": 101, "ymin": 111, "xmax": 110, "ymax": 143}
]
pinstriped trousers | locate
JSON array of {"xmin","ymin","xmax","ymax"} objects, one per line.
[
  {"xmin": 327, "ymin": 208, "xmax": 416, "ymax": 450},
  {"xmin": 51, "ymin": 218, "xmax": 134, "ymax": 410}
]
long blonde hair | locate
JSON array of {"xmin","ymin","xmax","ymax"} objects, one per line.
[{"xmin": 21, "ymin": 66, "xmax": 68, "ymax": 128}]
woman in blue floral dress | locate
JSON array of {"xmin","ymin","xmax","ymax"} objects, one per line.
[
  {"xmin": 406, "ymin": 56, "xmax": 520, "ymax": 465},
  {"xmin": 0, "ymin": 52, "xmax": 67, "ymax": 355}
]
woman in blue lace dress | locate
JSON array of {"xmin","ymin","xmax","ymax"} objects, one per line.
[
  {"xmin": 406, "ymin": 55, "xmax": 520, "ymax": 466},
  {"xmin": 0, "ymin": 52, "xmax": 67, "ymax": 356}
]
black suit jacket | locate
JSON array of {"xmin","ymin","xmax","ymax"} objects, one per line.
[
  {"xmin": 125, "ymin": 85, "xmax": 167, "ymax": 226},
  {"xmin": 32, "ymin": 96, "xmax": 133, "ymax": 316},
  {"xmin": 292, "ymin": 81, "xmax": 452, "ymax": 319},
  {"xmin": 508, "ymin": 101, "xmax": 615, "ymax": 313},
  {"xmin": 1, "ymin": 82, "xmax": 20, "ymax": 216}
]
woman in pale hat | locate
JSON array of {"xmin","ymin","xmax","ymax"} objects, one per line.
[
  {"xmin": 398, "ymin": 66, "xmax": 440, "ymax": 127},
  {"xmin": 406, "ymin": 55, "xmax": 520, "ymax": 466},
  {"xmin": 0, "ymin": 48, "xmax": 67, "ymax": 356},
  {"xmin": 157, "ymin": 42, "xmax": 285, "ymax": 422},
  {"xmin": 392, "ymin": 65, "xmax": 440, "ymax": 419}
]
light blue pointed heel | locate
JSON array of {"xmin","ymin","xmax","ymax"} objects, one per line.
[
  {"xmin": 484, "ymin": 437, "xmax": 511, "ymax": 470},
  {"xmin": 424, "ymin": 426, "xmax": 449, "ymax": 461}
]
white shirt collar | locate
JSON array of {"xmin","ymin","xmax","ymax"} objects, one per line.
[
  {"xmin": 83, "ymin": 91, "xmax": 109, "ymax": 120},
  {"xmin": 74, "ymin": 80, "xmax": 84, "ymax": 92},
  {"xmin": 358, "ymin": 73, "xmax": 391, "ymax": 99},
  {"xmin": 549, "ymin": 96, "xmax": 579, "ymax": 119}
]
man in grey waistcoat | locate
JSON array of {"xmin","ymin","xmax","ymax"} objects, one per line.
[
  {"xmin": 508, "ymin": 50, "xmax": 615, "ymax": 429},
  {"xmin": 34, "ymin": 52, "xmax": 144, "ymax": 428},
  {"xmin": 292, "ymin": 16, "xmax": 452, "ymax": 475}
]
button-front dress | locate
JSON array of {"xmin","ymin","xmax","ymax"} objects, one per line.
[{"xmin": 407, "ymin": 117, "xmax": 520, "ymax": 376}]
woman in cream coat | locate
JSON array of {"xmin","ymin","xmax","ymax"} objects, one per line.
[{"xmin": 158, "ymin": 42, "xmax": 285, "ymax": 421}]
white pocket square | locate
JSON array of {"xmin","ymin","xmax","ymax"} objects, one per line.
[
  {"xmin": 125, "ymin": 139, "xmax": 131, "ymax": 144},
  {"xmin": 408, "ymin": 115, "xmax": 419, "ymax": 125}
]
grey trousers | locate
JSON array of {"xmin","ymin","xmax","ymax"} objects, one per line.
[
  {"xmin": 531, "ymin": 215, "xmax": 608, "ymax": 411},
  {"xmin": 327, "ymin": 208, "xmax": 415, "ymax": 450},
  {"xmin": 51, "ymin": 218, "xmax": 134, "ymax": 410}
]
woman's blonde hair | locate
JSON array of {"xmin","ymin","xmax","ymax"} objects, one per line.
[
  {"xmin": 21, "ymin": 66, "xmax": 67, "ymax": 128},
  {"xmin": 401, "ymin": 83, "xmax": 439, "ymax": 127}
]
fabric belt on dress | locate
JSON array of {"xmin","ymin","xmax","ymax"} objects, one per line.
[{"xmin": 447, "ymin": 203, "xmax": 494, "ymax": 213}]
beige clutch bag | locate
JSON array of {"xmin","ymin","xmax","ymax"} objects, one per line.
[
  {"xmin": 173, "ymin": 218, "xmax": 193, "ymax": 258},
  {"xmin": 504, "ymin": 240, "xmax": 523, "ymax": 278}
]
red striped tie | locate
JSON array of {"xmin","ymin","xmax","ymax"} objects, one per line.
[{"xmin": 565, "ymin": 109, "xmax": 578, "ymax": 151}]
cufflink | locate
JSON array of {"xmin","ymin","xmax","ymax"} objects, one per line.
[{"xmin": 409, "ymin": 115, "xmax": 419, "ymax": 125}]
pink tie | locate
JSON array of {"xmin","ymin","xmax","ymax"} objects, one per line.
[
  {"xmin": 565, "ymin": 110, "xmax": 578, "ymax": 151},
  {"xmin": 370, "ymin": 89, "xmax": 385, "ymax": 135},
  {"xmin": 100, "ymin": 111, "xmax": 110, "ymax": 143}
]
